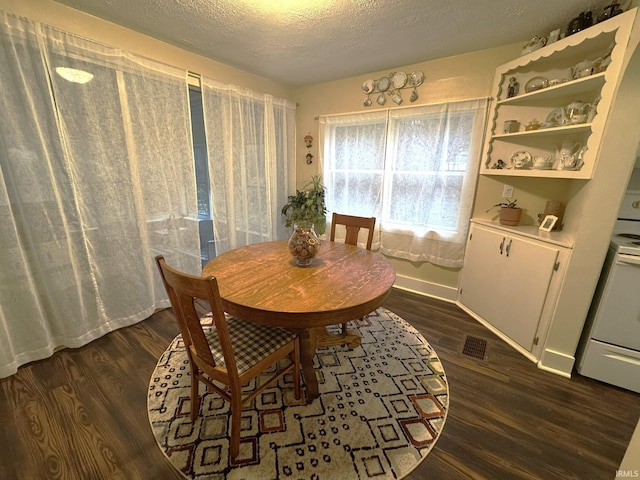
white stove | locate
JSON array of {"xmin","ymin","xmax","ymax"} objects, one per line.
[
  {"xmin": 611, "ymin": 191, "xmax": 640, "ymax": 255},
  {"xmin": 577, "ymin": 191, "xmax": 640, "ymax": 393}
]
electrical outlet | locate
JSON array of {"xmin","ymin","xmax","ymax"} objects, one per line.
[{"xmin": 502, "ymin": 184, "xmax": 514, "ymax": 198}]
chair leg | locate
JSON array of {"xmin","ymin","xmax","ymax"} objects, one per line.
[
  {"xmin": 293, "ymin": 338, "xmax": 302, "ymax": 401},
  {"xmin": 229, "ymin": 385, "xmax": 243, "ymax": 461},
  {"xmin": 190, "ymin": 367, "xmax": 200, "ymax": 422}
]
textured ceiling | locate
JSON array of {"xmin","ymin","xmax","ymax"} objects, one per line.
[{"xmin": 54, "ymin": 0, "xmax": 620, "ymax": 86}]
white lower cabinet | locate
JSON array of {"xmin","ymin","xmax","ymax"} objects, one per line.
[{"xmin": 459, "ymin": 223, "xmax": 564, "ymax": 353}]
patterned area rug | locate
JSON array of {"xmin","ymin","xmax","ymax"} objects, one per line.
[{"xmin": 147, "ymin": 307, "xmax": 449, "ymax": 479}]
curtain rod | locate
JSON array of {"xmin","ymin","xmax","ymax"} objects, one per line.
[{"xmin": 314, "ymin": 96, "xmax": 493, "ymax": 120}]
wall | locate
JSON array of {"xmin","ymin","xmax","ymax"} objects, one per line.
[
  {"xmin": 292, "ymin": 45, "xmax": 520, "ymax": 298},
  {"xmin": 0, "ymin": 0, "xmax": 293, "ymax": 100}
]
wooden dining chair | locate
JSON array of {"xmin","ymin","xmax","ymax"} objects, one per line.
[
  {"xmin": 328, "ymin": 212, "xmax": 377, "ymax": 342},
  {"xmin": 330, "ymin": 212, "xmax": 376, "ymax": 251},
  {"xmin": 155, "ymin": 256, "xmax": 302, "ymax": 460}
]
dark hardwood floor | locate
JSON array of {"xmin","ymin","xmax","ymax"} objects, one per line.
[{"xmin": 1, "ymin": 288, "xmax": 638, "ymax": 479}]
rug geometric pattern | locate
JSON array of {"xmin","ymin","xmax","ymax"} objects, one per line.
[{"xmin": 148, "ymin": 307, "xmax": 449, "ymax": 480}]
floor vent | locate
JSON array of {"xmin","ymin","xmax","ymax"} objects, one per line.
[{"xmin": 462, "ymin": 335, "xmax": 488, "ymax": 360}]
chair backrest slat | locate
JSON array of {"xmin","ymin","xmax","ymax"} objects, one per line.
[
  {"xmin": 155, "ymin": 256, "xmax": 238, "ymax": 376},
  {"xmin": 330, "ymin": 212, "xmax": 376, "ymax": 250}
]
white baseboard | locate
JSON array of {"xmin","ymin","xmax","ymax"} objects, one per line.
[
  {"xmin": 458, "ymin": 302, "xmax": 574, "ymax": 377},
  {"xmin": 393, "ymin": 274, "xmax": 458, "ymax": 303},
  {"xmin": 537, "ymin": 349, "xmax": 574, "ymax": 378},
  {"xmin": 394, "ymin": 277, "xmax": 575, "ymax": 379}
]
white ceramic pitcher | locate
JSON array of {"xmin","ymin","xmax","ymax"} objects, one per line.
[{"xmin": 556, "ymin": 140, "xmax": 583, "ymax": 170}]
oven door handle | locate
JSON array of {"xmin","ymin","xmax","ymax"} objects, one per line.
[
  {"xmin": 604, "ymin": 352, "xmax": 640, "ymax": 366},
  {"xmin": 617, "ymin": 253, "xmax": 640, "ymax": 266}
]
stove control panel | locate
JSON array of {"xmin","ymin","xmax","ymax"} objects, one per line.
[{"xmin": 619, "ymin": 192, "xmax": 640, "ymax": 221}]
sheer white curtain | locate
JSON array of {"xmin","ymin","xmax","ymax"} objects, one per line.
[
  {"xmin": 201, "ymin": 80, "xmax": 295, "ymax": 253},
  {"xmin": 320, "ymin": 99, "xmax": 488, "ymax": 267},
  {"xmin": 318, "ymin": 110, "xmax": 387, "ymax": 249},
  {"xmin": 0, "ymin": 13, "xmax": 198, "ymax": 378}
]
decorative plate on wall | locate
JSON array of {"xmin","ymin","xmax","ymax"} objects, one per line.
[
  {"xmin": 362, "ymin": 79, "xmax": 375, "ymax": 94},
  {"xmin": 392, "ymin": 71, "xmax": 407, "ymax": 89},
  {"xmin": 409, "ymin": 71, "xmax": 425, "ymax": 87},
  {"xmin": 376, "ymin": 76, "xmax": 391, "ymax": 92}
]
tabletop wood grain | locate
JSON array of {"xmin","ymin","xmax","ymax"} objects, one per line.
[
  {"xmin": 202, "ymin": 240, "xmax": 396, "ymax": 399},
  {"xmin": 202, "ymin": 240, "xmax": 396, "ymax": 328}
]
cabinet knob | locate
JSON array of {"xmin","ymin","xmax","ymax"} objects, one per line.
[{"xmin": 632, "ymin": 200, "xmax": 640, "ymax": 209}]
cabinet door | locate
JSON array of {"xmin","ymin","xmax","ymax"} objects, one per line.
[
  {"xmin": 459, "ymin": 225, "xmax": 505, "ymax": 322},
  {"xmin": 460, "ymin": 225, "xmax": 559, "ymax": 351},
  {"xmin": 499, "ymin": 234, "xmax": 559, "ymax": 350}
]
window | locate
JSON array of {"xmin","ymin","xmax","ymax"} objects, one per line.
[
  {"xmin": 320, "ymin": 98, "xmax": 488, "ymax": 267},
  {"xmin": 188, "ymin": 86, "xmax": 215, "ymax": 266},
  {"xmin": 189, "ymin": 87, "xmax": 211, "ymax": 220}
]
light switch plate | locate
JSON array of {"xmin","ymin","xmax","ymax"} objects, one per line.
[{"xmin": 502, "ymin": 184, "xmax": 514, "ymax": 198}]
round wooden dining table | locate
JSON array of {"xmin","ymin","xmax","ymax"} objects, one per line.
[{"xmin": 202, "ymin": 240, "xmax": 396, "ymax": 400}]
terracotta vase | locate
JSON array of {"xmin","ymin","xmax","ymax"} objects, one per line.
[
  {"xmin": 499, "ymin": 207, "xmax": 523, "ymax": 226},
  {"xmin": 287, "ymin": 223, "xmax": 320, "ymax": 266}
]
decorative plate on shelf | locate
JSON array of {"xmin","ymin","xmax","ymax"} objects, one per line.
[
  {"xmin": 510, "ymin": 150, "xmax": 532, "ymax": 169},
  {"xmin": 532, "ymin": 155, "xmax": 554, "ymax": 169},
  {"xmin": 524, "ymin": 76, "xmax": 548, "ymax": 93},
  {"xmin": 362, "ymin": 79, "xmax": 375, "ymax": 94},
  {"xmin": 542, "ymin": 107, "xmax": 567, "ymax": 128},
  {"xmin": 376, "ymin": 76, "xmax": 391, "ymax": 92},
  {"xmin": 548, "ymin": 77, "xmax": 568, "ymax": 87},
  {"xmin": 408, "ymin": 71, "xmax": 425, "ymax": 87},
  {"xmin": 391, "ymin": 72, "xmax": 407, "ymax": 89}
]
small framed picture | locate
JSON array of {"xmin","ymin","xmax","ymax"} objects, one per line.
[{"xmin": 539, "ymin": 214, "xmax": 558, "ymax": 232}]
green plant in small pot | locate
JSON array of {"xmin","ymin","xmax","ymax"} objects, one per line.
[
  {"xmin": 281, "ymin": 175, "xmax": 327, "ymax": 266},
  {"xmin": 281, "ymin": 175, "xmax": 327, "ymax": 233},
  {"xmin": 487, "ymin": 198, "xmax": 523, "ymax": 226}
]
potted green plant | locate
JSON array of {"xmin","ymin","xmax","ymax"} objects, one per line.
[
  {"xmin": 281, "ymin": 175, "xmax": 327, "ymax": 266},
  {"xmin": 487, "ymin": 198, "xmax": 523, "ymax": 226},
  {"xmin": 281, "ymin": 175, "xmax": 327, "ymax": 234}
]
